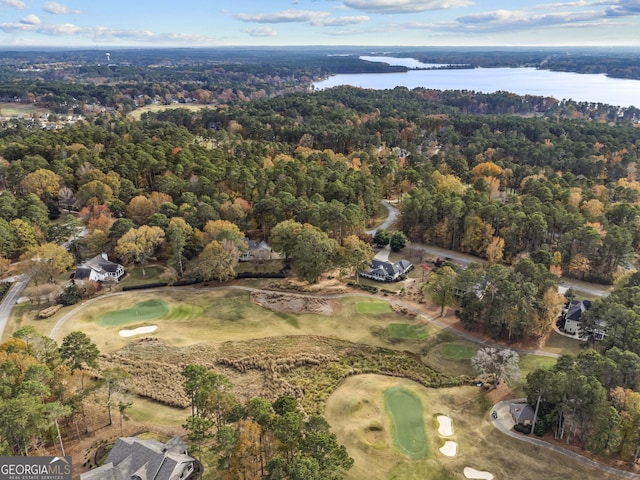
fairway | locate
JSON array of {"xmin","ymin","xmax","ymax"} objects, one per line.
[
  {"xmin": 438, "ymin": 342, "xmax": 477, "ymax": 360},
  {"xmin": 356, "ymin": 301, "xmax": 392, "ymax": 314},
  {"xmin": 384, "ymin": 387, "xmax": 429, "ymax": 458},
  {"xmin": 99, "ymin": 299, "xmax": 170, "ymax": 327},
  {"xmin": 388, "ymin": 323, "xmax": 428, "ymax": 340}
]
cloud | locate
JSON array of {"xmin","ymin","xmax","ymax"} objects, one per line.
[
  {"xmin": 343, "ymin": 0, "xmax": 473, "ymax": 13},
  {"xmin": 0, "ymin": 0, "xmax": 26, "ymax": 9},
  {"xmin": 0, "ymin": 21, "xmax": 218, "ymax": 44},
  {"xmin": 20, "ymin": 14, "xmax": 41, "ymax": 25},
  {"xmin": 43, "ymin": 2, "xmax": 80, "ymax": 14},
  {"xmin": 236, "ymin": 9, "xmax": 368, "ymax": 27},
  {"xmin": 606, "ymin": 0, "xmax": 640, "ymax": 16},
  {"xmin": 314, "ymin": 15, "xmax": 370, "ymax": 25},
  {"xmin": 236, "ymin": 10, "xmax": 330, "ymax": 23},
  {"xmin": 428, "ymin": 7, "xmax": 612, "ymax": 33},
  {"xmin": 242, "ymin": 26, "xmax": 278, "ymax": 36}
]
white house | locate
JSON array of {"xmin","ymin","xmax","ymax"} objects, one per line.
[
  {"xmin": 564, "ymin": 300, "xmax": 592, "ymax": 336},
  {"xmin": 81, "ymin": 435, "xmax": 196, "ymax": 480},
  {"xmin": 74, "ymin": 253, "xmax": 125, "ymax": 283},
  {"xmin": 360, "ymin": 259, "xmax": 413, "ymax": 282}
]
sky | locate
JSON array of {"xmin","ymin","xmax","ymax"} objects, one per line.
[{"xmin": 0, "ymin": 0, "xmax": 639, "ymax": 48}]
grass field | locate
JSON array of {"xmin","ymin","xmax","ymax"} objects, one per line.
[
  {"xmin": 384, "ymin": 387, "xmax": 429, "ymax": 458},
  {"xmin": 46, "ymin": 288, "xmax": 431, "ymax": 354},
  {"xmin": 356, "ymin": 301, "xmax": 392, "ymax": 314},
  {"xmin": 98, "ymin": 299, "xmax": 170, "ymax": 327},
  {"xmin": 0, "ymin": 102, "xmax": 49, "ymax": 117},
  {"xmin": 437, "ymin": 342, "xmax": 477, "ymax": 360},
  {"xmin": 325, "ymin": 374, "xmax": 622, "ymax": 480},
  {"xmin": 388, "ymin": 323, "xmax": 429, "ymax": 340},
  {"xmin": 128, "ymin": 103, "xmax": 212, "ymax": 120}
]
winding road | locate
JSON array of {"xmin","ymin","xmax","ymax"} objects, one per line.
[{"xmin": 378, "ymin": 201, "xmax": 612, "ymax": 298}]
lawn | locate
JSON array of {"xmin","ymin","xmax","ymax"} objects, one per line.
[
  {"xmin": 0, "ymin": 102, "xmax": 49, "ymax": 117},
  {"xmin": 384, "ymin": 387, "xmax": 429, "ymax": 458},
  {"xmin": 325, "ymin": 374, "xmax": 622, "ymax": 480},
  {"xmin": 356, "ymin": 301, "xmax": 392, "ymax": 314},
  {"xmin": 437, "ymin": 342, "xmax": 476, "ymax": 360},
  {"xmin": 98, "ymin": 299, "xmax": 170, "ymax": 327},
  {"xmin": 128, "ymin": 103, "xmax": 212, "ymax": 120},
  {"xmin": 388, "ymin": 323, "xmax": 429, "ymax": 340}
]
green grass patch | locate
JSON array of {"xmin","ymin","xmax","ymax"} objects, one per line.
[
  {"xmin": 98, "ymin": 299, "xmax": 169, "ymax": 327},
  {"xmin": 356, "ymin": 301, "xmax": 392, "ymax": 314},
  {"xmin": 438, "ymin": 342, "xmax": 477, "ymax": 360},
  {"xmin": 165, "ymin": 304, "xmax": 204, "ymax": 321},
  {"xmin": 275, "ymin": 312, "xmax": 299, "ymax": 328},
  {"xmin": 384, "ymin": 387, "xmax": 429, "ymax": 458},
  {"xmin": 520, "ymin": 355, "xmax": 557, "ymax": 375},
  {"xmin": 388, "ymin": 323, "xmax": 428, "ymax": 340}
]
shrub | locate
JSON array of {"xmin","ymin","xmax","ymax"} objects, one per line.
[
  {"xmin": 38, "ymin": 304, "xmax": 63, "ymax": 319},
  {"xmin": 57, "ymin": 284, "xmax": 82, "ymax": 306}
]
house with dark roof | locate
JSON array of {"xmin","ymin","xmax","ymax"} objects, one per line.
[
  {"xmin": 240, "ymin": 238, "xmax": 272, "ymax": 262},
  {"xmin": 509, "ymin": 402, "xmax": 536, "ymax": 426},
  {"xmin": 80, "ymin": 435, "xmax": 196, "ymax": 480},
  {"xmin": 563, "ymin": 300, "xmax": 592, "ymax": 336},
  {"xmin": 74, "ymin": 253, "xmax": 125, "ymax": 284},
  {"xmin": 360, "ymin": 259, "xmax": 413, "ymax": 282}
]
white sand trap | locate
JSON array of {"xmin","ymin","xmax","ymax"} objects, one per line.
[
  {"xmin": 119, "ymin": 325, "xmax": 158, "ymax": 337},
  {"xmin": 464, "ymin": 467, "xmax": 494, "ymax": 480},
  {"xmin": 439, "ymin": 441, "xmax": 457, "ymax": 457},
  {"xmin": 437, "ymin": 415, "xmax": 454, "ymax": 436}
]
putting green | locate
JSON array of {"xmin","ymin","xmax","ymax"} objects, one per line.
[
  {"xmin": 438, "ymin": 342, "xmax": 477, "ymax": 360},
  {"xmin": 388, "ymin": 323, "xmax": 428, "ymax": 340},
  {"xmin": 356, "ymin": 301, "xmax": 392, "ymax": 314},
  {"xmin": 99, "ymin": 299, "xmax": 170, "ymax": 327},
  {"xmin": 384, "ymin": 387, "xmax": 428, "ymax": 458}
]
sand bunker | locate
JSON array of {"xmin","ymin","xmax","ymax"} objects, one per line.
[
  {"xmin": 119, "ymin": 325, "xmax": 158, "ymax": 337},
  {"xmin": 251, "ymin": 292, "xmax": 338, "ymax": 316},
  {"xmin": 464, "ymin": 467, "xmax": 494, "ymax": 480},
  {"xmin": 437, "ymin": 415, "xmax": 454, "ymax": 437},
  {"xmin": 439, "ymin": 441, "xmax": 458, "ymax": 457}
]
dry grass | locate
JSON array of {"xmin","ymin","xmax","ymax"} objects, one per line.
[
  {"xmin": 127, "ymin": 104, "xmax": 212, "ymax": 120},
  {"xmin": 325, "ymin": 374, "xmax": 622, "ymax": 480}
]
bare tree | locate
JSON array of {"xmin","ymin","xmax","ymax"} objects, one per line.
[{"xmin": 471, "ymin": 347, "xmax": 521, "ymax": 389}]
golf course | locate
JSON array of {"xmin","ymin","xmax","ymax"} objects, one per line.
[{"xmin": 8, "ymin": 284, "xmax": 615, "ymax": 480}]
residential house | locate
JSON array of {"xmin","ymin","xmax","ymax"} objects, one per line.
[
  {"xmin": 563, "ymin": 300, "xmax": 592, "ymax": 336},
  {"xmin": 80, "ymin": 435, "xmax": 196, "ymax": 480},
  {"xmin": 509, "ymin": 402, "xmax": 536, "ymax": 426},
  {"xmin": 360, "ymin": 259, "xmax": 413, "ymax": 282},
  {"xmin": 74, "ymin": 253, "xmax": 125, "ymax": 283},
  {"xmin": 240, "ymin": 238, "xmax": 272, "ymax": 262}
]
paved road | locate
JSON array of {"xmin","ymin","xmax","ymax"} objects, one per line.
[
  {"xmin": 0, "ymin": 275, "xmax": 29, "ymax": 340},
  {"xmin": 380, "ymin": 202, "xmax": 612, "ymax": 299},
  {"xmin": 492, "ymin": 399, "xmax": 640, "ymax": 479}
]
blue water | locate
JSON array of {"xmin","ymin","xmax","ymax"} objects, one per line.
[{"xmin": 314, "ymin": 57, "xmax": 640, "ymax": 108}]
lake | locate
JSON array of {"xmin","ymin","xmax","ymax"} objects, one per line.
[{"xmin": 314, "ymin": 57, "xmax": 640, "ymax": 108}]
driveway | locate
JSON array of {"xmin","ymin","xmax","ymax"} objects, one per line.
[
  {"xmin": 366, "ymin": 200, "xmax": 399, "ymax": 235},
  {"xmin": 491, "ymin": 399, "xmax": 640, "ymax": 479}
]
